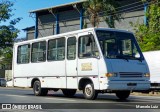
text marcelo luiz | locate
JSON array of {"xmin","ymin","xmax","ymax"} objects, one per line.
[{"xmin": 136, "ymin": 104, "xmax": 159, "ymax": 109}]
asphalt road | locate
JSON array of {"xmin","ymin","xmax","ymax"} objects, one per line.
[{"xmin": 0, "ymin": 87, "xmax": 160, "ymax": 112}]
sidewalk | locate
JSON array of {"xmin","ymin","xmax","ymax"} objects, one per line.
[{"xmin": 131, "ymin": 92, "xmax": 160, "ymax": 96}]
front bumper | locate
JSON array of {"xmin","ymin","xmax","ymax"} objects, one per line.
[{"xmin": 100, "ymin": 80, "xmax": 150, "ymax": 91}]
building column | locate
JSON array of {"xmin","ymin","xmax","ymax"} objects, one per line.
[
  {"xmin": 56, "ymin": 13, "xmax": 59, "ymax": 34},
  {"xmin": 144, "ymin": 2, "xmax": 148, "ymax": 25},
  {"xmin": 34, "ymin": 13, "xmax": 38, "ymax": 39},
  {"xmin": 80, "ymin": 8, "xmax": 84, "ymax": 29}
]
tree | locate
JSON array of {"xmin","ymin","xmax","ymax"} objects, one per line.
[
  {"xmin": 0, "ymin": 0, "xmax": 21, "ymax": 48},
  {"xmin": 0, "ymin": 0, "xmax": 21, "ymax": 68},
  {"xmin": 0, "ymin": 47, "xmax": 12, "ymax": 69},
  {"xmin": 131, "ymin": 0, "xmax": 160, "ymax": 51},
  {"xmin": 83, "ymin": 0, "xmax": 121, "ymax": 28}
]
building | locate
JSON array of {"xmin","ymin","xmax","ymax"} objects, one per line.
[
  {"xmin": 25, "ymin": 0, "xmax": 147, "ymax": 40},
  {"xmin": 23, "ymin": 26, "xmax": 35, "ymax": 40}
]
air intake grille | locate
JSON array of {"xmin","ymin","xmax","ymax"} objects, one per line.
[{"xmin": 119, "ymin": 72, "xmax": 143, "ymax": 78}]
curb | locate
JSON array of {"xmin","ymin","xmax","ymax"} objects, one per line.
[
  {"xmin": 131, "ymin": 92, "xmax": 160, "ymax": 97},
  {"xmin": 0, "ymin": 87, "xmax": 32, "ymax": 90}
]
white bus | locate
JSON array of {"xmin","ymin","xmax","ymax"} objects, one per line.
[
  {"xmin": 12, "ymin": 28, "xmax": 150, "ymax": 100},
  {"xmin": 143, "ymin": 51, "xmax": 160, "ymax": 90}
]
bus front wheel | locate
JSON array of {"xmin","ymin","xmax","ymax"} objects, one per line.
[
  {"xmin": 115, "ymin": 91, "xmax": 130, "ymax": 100},
  {"xmin": 83, "ymin": 83, "xmax": 98, "ymax": 100},
  {"xmin": 33, "ymin": 80, "xmax": 48, "ymax": 96}
]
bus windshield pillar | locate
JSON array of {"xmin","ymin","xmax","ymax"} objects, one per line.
[
  {"xmin": 80, "ymin": 9, "xmax": 84, "ymax": 29},
  {"xmin": 56, "ymin": 13, "xmax": 59, "ymax": 34}
]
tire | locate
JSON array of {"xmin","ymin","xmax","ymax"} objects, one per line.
[
  {"xmin": 116, "ymin": 91, "xmax": 130, "ymax": 100},
  {"xmin": 83, "ymin": 83, "xmax": 98, "ymax": 100},
  {"xmin": 33, "ymin": 80, "xmax": 48, "ymax": 96},
  {"xmin": 62, "ymin": 89, "xmax": 76, "ymax": 97},
  {"xmin": 53, "ymin": 89, "xmax": 59, "ymax": 92}
]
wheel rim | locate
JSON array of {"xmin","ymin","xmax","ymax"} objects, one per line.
[
  {"xmin": 34, "ymin": 82, "xmax": 40, "ymax": 93},
  {"xmin": 85, "ymin": 84, "xmax": 92, "ymax": 96}
]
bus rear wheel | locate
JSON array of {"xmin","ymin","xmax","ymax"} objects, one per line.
[
  {"xmin": 115, "ymin": 91, "xmax": 130, "ymax": 100},
  {"xmin": 33, "ymin": 80, "xmax": 48, "ymax": 96},
  {"xmin": 62, "ymin": 89, "xmax": 76, "ymax": 97},
  {"xmin": 83, "ymin": 83, "xmax": 98, "ymax": 100}
]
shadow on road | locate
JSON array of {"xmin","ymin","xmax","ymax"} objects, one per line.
[
  {"xmin": 23, "ymin": 90, "xmax": 151, "ymax": 103},
  {"xmin": 25, "ymin": 90, "xmax": 135, "ymax": 102}
]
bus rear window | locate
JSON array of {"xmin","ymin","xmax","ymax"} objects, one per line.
[{"xmin": 17, "ymin": 44, "xmax": 30, "ymax": 64}]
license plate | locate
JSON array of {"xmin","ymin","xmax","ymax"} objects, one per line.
[{"xmin": 127, "ymin": 83, "xmax": 137, "ymax": 86}]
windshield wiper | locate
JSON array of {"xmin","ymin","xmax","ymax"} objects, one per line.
[
  {"xmin": 135, "ymin": 57, "xmax": 142, "ymax": 62},
  {"xmin": 116, "ymin": 55, "xmax": 129, "ymax": 62},
  {"xmin": 123, "ymin": 55, "xmax": 143, "ymax": 62}
]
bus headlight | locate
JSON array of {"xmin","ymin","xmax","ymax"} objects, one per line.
[
  {"xmin": 144, "ymin": 73, "xmax": 150, "ymax": 77},
  {"xmin": 105, "ymin": 73, "xmax": 118, "ymax": 77}
]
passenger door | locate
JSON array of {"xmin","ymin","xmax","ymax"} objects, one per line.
[
  {"xmin": 77, "ymin": 32, "xmax": 99, "ymax": 89},
  {"xmin": 66, "ymin": 36, "xmax": 78, "ymax": 89}
]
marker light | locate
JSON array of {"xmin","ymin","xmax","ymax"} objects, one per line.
[
  {"xmin": 105, "ymin": 73, "xmax": 117, "ymax": 77},
  {"xmin": 144, "ymin": 73, "xmax": 150, "ymax": 77}
]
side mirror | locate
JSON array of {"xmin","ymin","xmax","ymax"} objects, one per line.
[
  {"xmin": 92, "ymin": 51, "xmax": 100, "ymax": 59},
  {"xmin": 93, "ymin": 56, "xmax": 100, "ymax": 59}
]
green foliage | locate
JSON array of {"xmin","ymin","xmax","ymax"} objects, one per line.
[
  {"xmin": 0, "ymin": 0, "xmax": 21, "ymax": 68},
  {"xmin": 131, "ymin": 0, "xmax": 160, "ymax": 51},
  {"xmin": 0, "ymin": 0, "xmax": 21, "ymax": 49},
  {"xmin": 0, "ymin": 47, "xmax": 12, "ymax": 66},
  {"xmin": 83, "ymin": 0, "xmax": 121, "ymax": 28},
  {"xmin": 0, "ymin": 0, "xmax": 13, "ymax": 22}
]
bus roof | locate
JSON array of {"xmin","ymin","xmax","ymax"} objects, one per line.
[{"xmin": 14, "ymin": 28, "xmax": 133, "ymax": 45}]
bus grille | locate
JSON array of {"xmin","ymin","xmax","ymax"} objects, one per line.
[{"xmin": 119, "ymin": 72, "xmax": 143, "ymax": 78}]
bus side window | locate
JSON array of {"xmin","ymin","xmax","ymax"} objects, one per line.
[
  {"xmin": 78, "ymin": 35, "xmax": 98, "ymax": 58},
  {"xmin": 17, "ymin": 44, "xmax": 30, "ymax": 64},
  {"xmin": 48, "ymin": 39, "xmax": 56, "ymax": 60},
  {"xmin": 57, "ymin": 38, "xmax": 65, "ymax": 60},
  {"xmin": 48, "ymin": 37, "xmax": 65, "ymax": 61},
  {"xmin": 31, "ymin": 41, "xmax": 46, "ymax": 62},
  {"xmin": 67, "ymin": 37, "xmax": 76, "ymax": 60}
]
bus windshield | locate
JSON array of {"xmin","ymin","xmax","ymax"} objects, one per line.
[{"xmin": 96, "ymin": 30, "xmax": 144, "ymax": 60}]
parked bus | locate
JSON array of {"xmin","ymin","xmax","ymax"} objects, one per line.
[
  {"xmin": 12, "ymin": 28, "xmax": 150, "ymax": 100},
  {"xmin": 143, "ymin": 51, "xmax": 160, "ymax": 90}
]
